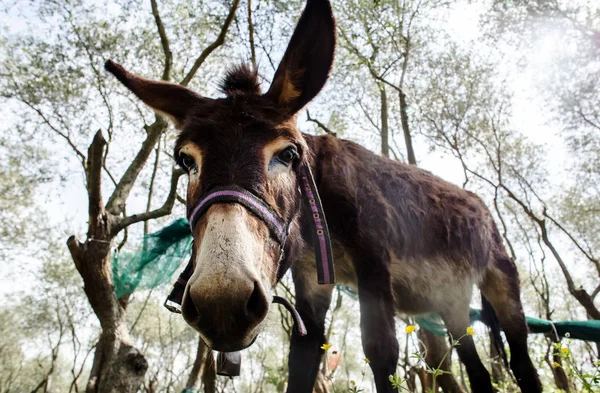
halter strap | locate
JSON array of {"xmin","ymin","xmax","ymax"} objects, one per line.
[{"xmin": 299, "ymin": 165, "xmax": 335, "ymax": 285}]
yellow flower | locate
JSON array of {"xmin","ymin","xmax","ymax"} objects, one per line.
[
  {"xmin": 466, "ymin": 326, "xmax": 475, "ymax": 336},
  {"xmin": 560, "ymin": 347, "xmax": 569, "ymax": 355},
  {"xmin": 350, "ymin": 380, "xmax": 356, "ymax": 386},
  {"xmin": 321, "ymin": 343, "xmax": 332, "ymax": 351},
  {"xmin": 364, "ymin": 357, "xmax": 371, "ymax": 364},
  {"xmin": 405, "ymin": 325, "xmax": 416, "ymax": 334},
  {"xmin": 551, "ymin": 362, "xmax": 562, "ymax": 368}
]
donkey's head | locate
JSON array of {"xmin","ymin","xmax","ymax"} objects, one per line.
[{"xmin": 106, "ymin": 0, "xmax": 335, "ymax": 351}]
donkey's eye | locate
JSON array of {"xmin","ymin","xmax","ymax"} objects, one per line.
[
  {"xmin": 275, "ymin": 147, "xmax": 298, "ymax": 167},
  {"xmin": 180, "ymin": 154, "xmax": 196, "ymax": 171}
]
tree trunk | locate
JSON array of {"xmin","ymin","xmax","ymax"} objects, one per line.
[
  {"xmin": 67, "ymin": 132, "xmax": 148, "ymax": 393},
  {"xmin": 184, "ymin": 338, "xmax": 215, "ymax": 393},
  {"xmin": 313, "ymin": 371, "xmax": 328, "ymax": 393},
  {"xmin": 68, "ymin": 241, "xmax": 148, "ymax": 393},
  {"xmin": 69, "ymin": 240, "xmax": 148, "ymax": 393},
  {"xmin": 536, "ymin": 221, "xmax": 600, "ymax": 320},
  {"xmin": 380, "ymin": 83, "xmax": 389, "ymax": 158},
  {"xmin": 399, "ymin": 89, "xmax": 416, "ymax": 165},
  {"xmin": 546, "ymin": 337, "xmax": 571, "ymax": 392},
  {"xmin": 421, "ymin": 329, "xmax": 465, "ymax": 393},
  {"xmin": 489, "ymin": 332, "xmax": 505, "ymax": 386},
  {"xmin": 202, "ymin": 351, "xmax": 216, "ymax": 393}
]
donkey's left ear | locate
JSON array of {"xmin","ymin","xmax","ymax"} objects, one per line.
[
  {"xmin": 264, "ymin": 0, "xmax": 335, "ymax": 116},
  {"xmin": 105, "ymin": 60, "xmax": 206, "ymax": 129}
]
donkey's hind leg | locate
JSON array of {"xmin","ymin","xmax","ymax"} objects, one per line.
[
  {"xmin": 440, "ymin": 306, "xmax": 494, "ymax": 393},
  {"xmin": 481, "ymin": 254, "xmax": 542, "ymax": 393}
]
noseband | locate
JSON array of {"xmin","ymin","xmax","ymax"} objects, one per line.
[
  {"xmin": 187, "ymin": 186, "xmax": 289, "ymax": 248},
  {"xmin": 164, "ymin": 164, "xmax": 335, "ymax": 337}
]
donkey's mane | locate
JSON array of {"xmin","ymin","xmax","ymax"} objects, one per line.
[{"xmin": 219, "ymin": 64, "xmax": 261, "ymax": 97}]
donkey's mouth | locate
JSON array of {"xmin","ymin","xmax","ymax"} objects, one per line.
[
  {"xmin": 182, "ymin": 303, "xmax": 266, "ymax": 352},
  {"xmin": 206, "ymin": 334, "xmax": 259, "ymax": 353}
]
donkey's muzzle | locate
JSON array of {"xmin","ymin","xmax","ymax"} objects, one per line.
[{"xmin": 182, "ymin": 277, "xmax": 269, "ymax": 351}]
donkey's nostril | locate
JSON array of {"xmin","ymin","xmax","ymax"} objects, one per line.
[{"xmin": 246, "ymin": 281, "xmax": 268, "ymax": 321}]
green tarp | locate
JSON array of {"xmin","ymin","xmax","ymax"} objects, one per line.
[
  {"xmin": 111, "ymin": 219, "xmax": 600, "ymax": 342},
  {"xmin": 417, "ymin": 310, "xmax": 600, "ymax": 342}
]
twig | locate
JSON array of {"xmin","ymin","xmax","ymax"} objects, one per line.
[
  {"xmin": 144, "ymin": 135, "xmax": 162, "ymax": 235},
  {"xmin": 247, "ymin": 0, "xmax": 256, "ymax": 69},
  {"xmin": 180, "ymin": 0, "xmax": 241, "ymax": 86},
  {"xmin": 150, "ymin": 0, "xmax": 173, "ymax": 81},
  {"xmin": 111, "ymin": 167, "xmax": 184, "ymax": 234}
]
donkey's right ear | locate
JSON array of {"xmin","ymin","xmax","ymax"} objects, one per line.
[
  {"xmin": 264, "ymin": 0, "xmax": 335, "ymax": 116},
  {"xmin": 105, "ymin": 60, "xmax": 204, "ymax": 129}
]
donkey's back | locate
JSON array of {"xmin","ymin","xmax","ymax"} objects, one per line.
[{"xmin": 308, "ymin": 133, "xmax": 498, "ymax": 277}]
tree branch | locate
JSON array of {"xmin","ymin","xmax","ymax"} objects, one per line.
[
  {"xmin": 306, "ymin": 110, "xmax": 336, "ymax": 136},
  {"xmin": 111, "ymin": 167, "xmax": 184, "ymax": 234},
  {"xmin": 544, "ymin": 212, "xmax": 600, "ymax": 276},
  {"xmin": 180, "ymin": 0, "xmax": 241, "ymax": 86},
  {"xmin": 150, "ymin": 0, "xmax": 173, "ymax": 81},
  {"xmin": 105, "ymin": 118, "xmax": 166, "ymax": 216},
  {"xmin": 87, "ymin": 130, "xmax": 107, "ymax": 225},
  {"xmin": 399, "ymin": 88, "xmax": 416, "ymax": 164},
  {"xmin": 247, "ymin": 0, "xmax": 256, "ymax": 69},
  {"xmin": 20, "ymin": 100, "xmax": 87, "ymax": 169},
  {"xmin": 66, "ymin": 236, "xmax": 85, "ymax": 270},
  {"xmin": 144, "ymin": 136, "xmax": 162, "ymax": 235},
  {"xmin": 440, "ymin": 128, "xmax": 600, "ymax": 319},
  {"xmin": 578, "ymin": 109, "xmax": 600, "ymax": 131}
]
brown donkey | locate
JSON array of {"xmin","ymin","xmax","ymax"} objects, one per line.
[{"xmin": 105, "ymin": 0, "xmax": 542, "ymax": 391}]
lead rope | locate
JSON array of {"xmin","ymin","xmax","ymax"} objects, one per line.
[
  {"xmin": 215, "ymin": 296, "xmax": 307, "ymax": 378},
  {"xmin": 272, "ymin": 295, "xmax": 307, "ymax": 336}
]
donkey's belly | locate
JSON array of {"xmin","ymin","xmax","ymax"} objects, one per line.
[
  {"xmin": 390, "ymin": 254, "xmax": 475, "ymax": 315},
  {"xmin": 332, "ymin": 247, "xmax": 475, "ymax": 316}
]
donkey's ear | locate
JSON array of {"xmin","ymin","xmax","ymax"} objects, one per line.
[
  {"xmin": 264, "ymin": 0, "xmax": 335, "ymax": 115},
  {"xmin": 105, "ymin": 60, "xmax": 204, "ymax": 128}
]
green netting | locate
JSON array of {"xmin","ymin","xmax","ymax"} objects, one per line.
[
  {"xmin": 112, "ymin": 220, "xmax": 600, "ymax": 342},
  {"xmin": 112, "ymin": 218, "xmax": 193, "ymax": 299}
]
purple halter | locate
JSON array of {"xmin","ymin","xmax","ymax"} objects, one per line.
[{"xmin": 164, "ymin": 164, "xmax": 335, "ymax": 337}]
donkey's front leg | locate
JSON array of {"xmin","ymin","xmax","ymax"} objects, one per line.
[
  {"xmin": 286, "ymin": 264, "xmax": 334, "ymax": 393},
  {"xmin": 356, "ymin": 261, "xmax": 399, "ymax": 393}
]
